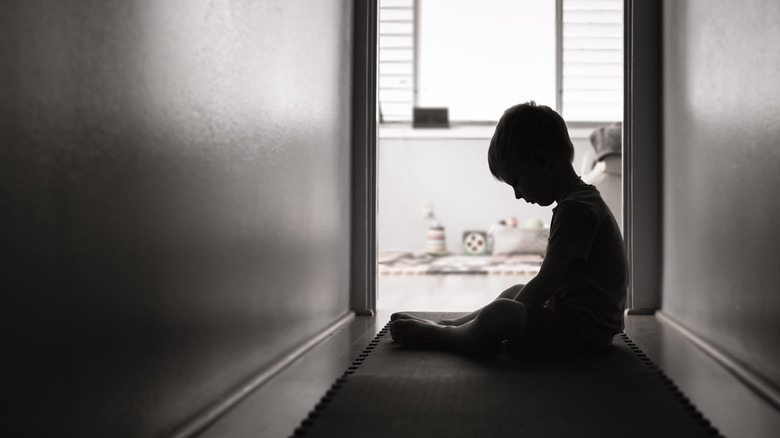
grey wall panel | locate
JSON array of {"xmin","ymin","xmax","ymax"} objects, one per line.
[
  {"xmin": 1, "ymin": 0, "xmax": 353, "ymax": 436},
  {"xmin": 625, "ymin": 0, "xmax": 663, "ymax": 312},
  {"xmin": 663, "ymin": 0, "xmax": 780, "ymax": 389}
]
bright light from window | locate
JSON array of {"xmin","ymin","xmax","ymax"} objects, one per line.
[
  {"xmin": 417, "ymin": 0, "xmax": 556, "ymax": 122},
  {"xmin": 378, "ymin": 0, "xmax": 623, "ymax": 124}
]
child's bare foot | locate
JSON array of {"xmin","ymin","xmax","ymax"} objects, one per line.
[
  {"xmin": 390, "ymin": 312, "xmax": 437, "ymax": 325},
  {"xmin": 390, "ymin": 315, "xmax": 434, "ymax": 342},
  {"xmin": 391, "ymin": 319, "xmax": 502, "ymax": 355},
  {"xmin": 390, "ymin": 319, "xmax": 447, "ymax": 347},
  {"xmin": 390, "ymin": 312, "xmax": 457, "ymax": 326}
]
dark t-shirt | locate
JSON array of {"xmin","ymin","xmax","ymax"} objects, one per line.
[{"xmin": 546, "ymin": 180, "xmax": 627, "ymax": 345}]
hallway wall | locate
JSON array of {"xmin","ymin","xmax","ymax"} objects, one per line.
[
  {"xmin": 662, "ymin": 0, "xmax": 780, "ymax": 392},
  {"xmin": 1, "ymin": 0, "xmax": 353, "ymax": 436}
]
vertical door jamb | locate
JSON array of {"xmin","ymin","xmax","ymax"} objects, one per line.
[
  {"xmin": 351, "ymin": 0, "xmax": 378, "ymax": 316},
  {"xmin": 623, "ymin": 0, "xmax": 663, "ymax": 314}
]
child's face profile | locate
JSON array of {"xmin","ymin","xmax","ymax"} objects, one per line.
[{"xmin": 508, "ymin": 149, "xmax": 555, "ymax": 207}]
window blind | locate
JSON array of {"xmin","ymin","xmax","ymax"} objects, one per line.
[
  {"xmin": 378, "ymin": 0, "xmax": 415, "ymax": 122},
  {"xmin": 561, "ymin": 0, "xmax": 624, "ymax": 122}
]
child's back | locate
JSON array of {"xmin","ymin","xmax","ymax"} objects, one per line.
[{"xmin": 546, "ymin": 180, "xmax": 627, "ymax": 348}]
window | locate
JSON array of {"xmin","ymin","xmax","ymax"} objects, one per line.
[
  {"xmin": 378, "ymin": 0, "xmax": 623, "ymax": 123},
  {"xmin": 378, "ymin": 0, "xmax": 415, "ymax": 123},
  {"xmin": 561, "ymin": 0, "xmax": 624, "ymax": 121}
]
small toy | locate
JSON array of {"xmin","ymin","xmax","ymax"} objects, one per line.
[
  {"xmin": 426, "ymin": 223, "xmax": 448, "ymax": 255},
  {"xmin": 462, "ymin": 231, "xmax": 488, "ymax": 255}
]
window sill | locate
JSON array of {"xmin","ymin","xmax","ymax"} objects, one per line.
[
  {"xmin": 378, "ymin": 123, "xmax": 603, "ymax": 141},
  {"xmin": 378, "ymin": 124, "xmax": 497, "ymax": 140}
]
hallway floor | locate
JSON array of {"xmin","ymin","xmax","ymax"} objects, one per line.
[{"xmin": 199, "ymin": 276, "xmax": 780, "ymax": 438}]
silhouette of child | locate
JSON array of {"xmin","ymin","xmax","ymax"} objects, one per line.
[{"xmin": 391, "ymin": 102, "xmax": 627, "ymax": 355}]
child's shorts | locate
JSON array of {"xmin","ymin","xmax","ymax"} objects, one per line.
[{"xmin": 506, "ymin": 304, "xmax": 611, "ymax": 355}]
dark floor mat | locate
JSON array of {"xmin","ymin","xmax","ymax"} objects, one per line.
[{"xmin": 291, "ymin": 312, "xmax": 723, "ymax": 438}]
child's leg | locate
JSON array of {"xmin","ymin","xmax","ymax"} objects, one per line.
[
  {"xmin": 391, "ymin": 298, "xmax": 528, "ymax": 355},
  {"xmin": 440, "ymin": 284, "xmax": 525, "ymax": 325},
  {"xmin": 391, "ymin": 284, "xmax": 526, "ymax": 326},
  {"xmin": 504, "ymin": 305, "xmax": 584, "ymax": 355}
]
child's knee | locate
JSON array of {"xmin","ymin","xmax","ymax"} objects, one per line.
[
  {"xmin": 499, "ymin": 284, "xmax": 525, "ymax": 300},
  {"xmin": 477, "ymin": 299, "xmax": 528, "ymax": 337}
]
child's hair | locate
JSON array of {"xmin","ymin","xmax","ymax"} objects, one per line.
[{"xmin": 488, "ymin": 101, "xmax": 574, "ymax": 183}]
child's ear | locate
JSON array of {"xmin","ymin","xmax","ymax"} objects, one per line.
[{"xmin": 531, "ymin": 149, "xmax": 551, "ymax": 170}]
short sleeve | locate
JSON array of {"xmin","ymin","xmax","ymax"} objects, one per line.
[{"xmin": 546, "ymin": 201, "xmax": 599, "ymax": 260}]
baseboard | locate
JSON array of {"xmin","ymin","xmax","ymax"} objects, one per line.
[
  {"xmin": 656, "ymin": 310, "xmax": 780, "ymax": 411},
  {"xmin": 166, "ymin": 311, "xmax": 356, "ymax": 438}
]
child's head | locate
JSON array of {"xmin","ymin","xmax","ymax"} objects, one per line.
[{"xmin": 487, "ymin": 101, "xmax": 574, "ymax": 185}]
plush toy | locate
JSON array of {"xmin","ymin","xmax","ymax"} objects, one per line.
[
  {"xmin": 498, "ymin": 216, "xmax": 519, "ymax": 227},
  {"xmin": 488, "ymin": 217, "xmax": 548, "ymax": 255},
  {"xmin": 523, "ymin": 217, "xmax": 544, "ymax": 229}
]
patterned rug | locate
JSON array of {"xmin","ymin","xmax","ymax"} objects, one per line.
[{"xmin": 378, "ymin": 252, "xmax": 543, "ymax": 276}]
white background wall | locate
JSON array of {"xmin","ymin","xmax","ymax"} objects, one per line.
[{"xmin": 377, "ymin": 126, "xmax": 594, "ymax": 253}]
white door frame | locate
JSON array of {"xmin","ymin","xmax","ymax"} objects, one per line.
[{"xmin": 358, "ymin": 0, "xmax": 664, "ymax": 315}]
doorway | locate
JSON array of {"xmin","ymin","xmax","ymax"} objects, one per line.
[{"xmin": 374, "ymin": 0, "xmax": 626, "ymax": 313}]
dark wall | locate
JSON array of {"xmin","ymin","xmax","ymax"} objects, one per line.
[
  {"xmin": 663, "ymin": 0, "xmax": 780, "ymax": 390},
  {"xmin": 1, "ymin": 0, "xmax": 353, "ymax": 436}
]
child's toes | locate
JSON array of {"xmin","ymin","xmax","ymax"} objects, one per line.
[
  {"xmin": 390, "ymin": 320, "xmax": 411, "ymax": 342},
  {"xmin": 389, "ymin": 321, "xmax": 400, "ymax": 341},
  {"xmin": 391, "ymin": 312, "xmax": 411, "ymax": 321}
]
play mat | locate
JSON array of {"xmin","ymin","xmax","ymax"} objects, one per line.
[{"xmin": 378, "ymin": 251, "xmax": 543, "ymax": 276}]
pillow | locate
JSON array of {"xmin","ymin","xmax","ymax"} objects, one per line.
[{"xmin": 488, "ymin": 224, "xmax": 548, "ymax": 255}]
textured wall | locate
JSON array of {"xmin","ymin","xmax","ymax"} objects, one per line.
[
  {"xmin": 1, "ymin": 0, "xmax": 353, "ymax": 436},
  {"xmin": 663, "ymin": 0, "xmax": 780, "ymax": 389}
]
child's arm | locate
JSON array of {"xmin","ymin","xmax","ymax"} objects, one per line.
[{"xmin": 512, "ymin": 254, "xmax": 572, "ymax": 306}]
